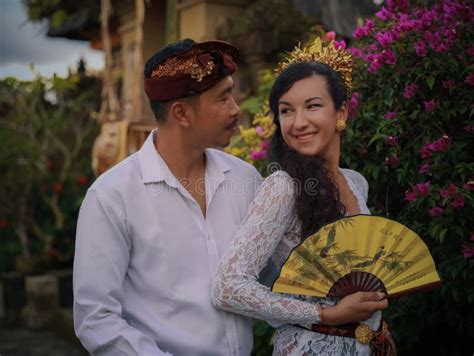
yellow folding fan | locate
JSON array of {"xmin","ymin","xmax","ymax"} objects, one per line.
[{"xmin": 272, "ymin": 215, "xmax": 441, "ymax": 299}]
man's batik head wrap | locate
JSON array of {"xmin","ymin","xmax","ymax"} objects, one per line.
[{"xmin": 144, "ymin": 39, "xmax": 239, "ymax": 101}]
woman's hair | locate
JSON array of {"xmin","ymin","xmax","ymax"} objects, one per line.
[{"xmin": 269, "ymin": 61, "xmax": 348, "ymax": 240}]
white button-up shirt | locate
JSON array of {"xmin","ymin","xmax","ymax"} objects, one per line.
[{"xmin": 74, "ymin": 130, "xmax": 262, "ymax": 355}]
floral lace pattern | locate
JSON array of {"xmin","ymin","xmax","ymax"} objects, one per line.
[{"xmin": 212, "ymin": 169, "xmax": 380, "ymax": 355}]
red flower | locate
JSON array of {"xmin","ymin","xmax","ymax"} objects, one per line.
[
  {"xmin": 76, "ymin": 176, "xmax": 89, "ymax": 186},
  {"xmin": 450, "ymin": 193, "xmax": 465, "ymax": 209},
  {"xmin": 428, "ymin": 206, "xmax": 443, "ymax": 217},
  {"xmin": 46, "ymin": 159, "xmax": 54, "ymax": 172},
  {"xmin": 53, "ymin": 183, "xmax": 63, "ymax": 193},
  {"xmin": 0, "ymin": 219, "xmax": 10, "ymax": 229},
  {"xmin": 439, "ymin": 184, "xmax": 457, "ymax": 198},
  {"xmin": 47, "ymin": 249, "xmax": 61, "ymax": 258}
]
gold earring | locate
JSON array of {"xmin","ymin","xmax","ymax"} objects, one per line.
[{"xmin": 336, "ymin": 119, "xmax": 347, "ymax": 131}]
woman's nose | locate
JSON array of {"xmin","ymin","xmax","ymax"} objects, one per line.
[{"xmin": 293, "ymin": 110, "xmax": 308, "ymax": 130}]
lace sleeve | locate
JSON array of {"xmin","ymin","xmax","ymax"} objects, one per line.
[
  {"xmin": 212, "ymin": 171, "xmax": 321, "ymax": 325},
  {"xmin": 344, "ymin": 169, "xmax": 369, "ymax": 203}
]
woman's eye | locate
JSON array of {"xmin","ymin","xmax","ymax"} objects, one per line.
[
  {"xmin": 308, "ymin": 103, "xmax": 321, "ymax": 109},
  {"xmin": 280, "ymin": 108, "xmax": 291, "ymax": 115}
]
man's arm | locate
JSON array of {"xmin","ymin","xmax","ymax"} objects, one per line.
[{"xmin": 74, "ymin": 189, "xmax": 170, "ymax": 355}]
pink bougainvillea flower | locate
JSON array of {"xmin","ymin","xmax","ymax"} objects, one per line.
[
  {"xmin": 428, "ymin": 135, "xmax": 451, "ymax": 152},
  {"xmin": 384, "ymin": 111, "xmax": 397, "ymax": 120},
  {"xmin": 325, "ymin": 31, "xmax": 336, "ymax": 41},
  {"xmin": 250, "ymin": 150, "xmax": 266, "ymax": 160},
  {"xmin": 368, "ymin": 60, "xmax": 382, "ymax": 73},
  {"xmin": 424, "ymin": 99, "xmax": 438, "ymax": 112},
  {"xmin": 462, "ymin": 182, "xmax": 474, "ymax": 191},
  {"xmin": 375, "ymin": 31, "xmax": 393, "ymax": 47},
  {"xmin": 466, "ymin": 47, "xmax": 474, "ymax": 57},
  {"xmin": 418, "ymin": 162, "xmax": 430, "ymax": 174},
  {"xmin": 385, "ymin": 155, "xmax": 399, "ymax": 168},
  {"xmin": 334, "ymin": 40, "xmax": 346, "ymax": 50},
  {"xmin": 461, "ymin": 242, "xmax": 474, "ymax": 259},
  {"xmin": 349, "ymin": 47, "xmax": 364, "ymax": 59},
  {"xmin": 348, "ymin": 92, "xmax": 360, "ymax": 119},
  {"xmin": 385, "ymin": 136, "xmax": 397, "ymax": 146},
  {"xmin": 465, "ymin": 72, "xmax": 474, "ymax": 86},
  {"xmin": 439, "ymin": 183, "xmax": 457, "ymax": 198},
  {"xmin": 375, "ymin": 6, "xmax": 391, "ymax": 21},
  {"xmin": 255, "ymin": 126, "xmax": 265, "ymax": 137},
  {"xmin": 428, "ymin": 206, "xmax": 444, "ymax": 217},
  {"xmin": 353, "ymin": 26, "xmax": 367, "ymax": 39},
  {"xmin": 414, "ymin": 181, "xmax": 430, "ymax": 196},
  {"xmin": 403, "ymin": 83, "xmax": 418, "ymax": 99},
  {"xmin": 442, "ymin": 80, "xmax": 455, "ymax": 89},
  {"xmin": 450, "ymin": 193, "xmax": 465, "ymax": 209},
  {"xmin": 260, "ymin": 139, "xmax": 270, "ymax": 151},
  {"xmin": 405, "ymin": 190, "xmax": 418, "ymax": 202},
  {"xmin": 414, "ymin": 40, "xmax": 427, "ymax": 57},
  {"xmin": 382, "ymin": 50, "xmax": 397, "ymax": 65}
]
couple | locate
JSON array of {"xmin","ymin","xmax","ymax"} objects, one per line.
[{"xmin": 74, "ymin": 38, "xmax": 389, "ymax": 355}]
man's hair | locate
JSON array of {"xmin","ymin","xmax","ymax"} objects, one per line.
[
  {"xmin": 149, "ymin": 95, "xmax": 200, "ymax": 123},
  {"xmin": 145, "ymin": 39, "xmax": 200, "ymax": 123}
]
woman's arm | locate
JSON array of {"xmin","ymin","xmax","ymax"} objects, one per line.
[{"xmin": 212, "ymin": 171, "xmax": 321, "ymax": 325}]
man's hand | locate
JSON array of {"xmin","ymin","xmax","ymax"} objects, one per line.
[{"xmin": 320, "ymin": 291, "xmax": 388, "ymax": 326}]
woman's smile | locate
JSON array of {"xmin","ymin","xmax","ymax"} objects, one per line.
[{"xmin": 293, "ymin": 132, "xmax": 317, "ymax": 142}]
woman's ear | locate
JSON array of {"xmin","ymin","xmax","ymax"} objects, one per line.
[
  {"xmin": 169, "ymin": 101, "xmax": 192, "ymax": 128},
  {"xmin": 338, "ymin": 101, "xmax": 349, "ymax": 122}
]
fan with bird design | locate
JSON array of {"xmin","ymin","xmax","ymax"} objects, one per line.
[{"xmin": 272, "ymin": 215, "xmax": 441, "ymax": 299}]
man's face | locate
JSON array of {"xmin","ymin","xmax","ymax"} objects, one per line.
[{"xmin": 190, "ymin": 76, "xmax": 241, "ymax": 148}]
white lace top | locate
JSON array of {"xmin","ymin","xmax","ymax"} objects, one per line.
[{"xmin": 212, "ymin": 168, "xmax": 381, "ymax": 355}]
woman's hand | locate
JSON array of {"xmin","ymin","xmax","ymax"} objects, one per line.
[{"xmin": 320, "ymin": 291, "xmax": 388, "ymax": 326}]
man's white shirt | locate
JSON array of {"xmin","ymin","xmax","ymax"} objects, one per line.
[{"xmin": 74, "ymin": 130, "xmax": 262, "ymax": 355}]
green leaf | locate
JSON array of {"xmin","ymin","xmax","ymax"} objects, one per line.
[
  {"xmin": 439, "ymin": 228, "xmax": 448, "ymax": 244},
  {"xmin": 426, "ymin": 76, "xmax": 435, "ymax": 89}
]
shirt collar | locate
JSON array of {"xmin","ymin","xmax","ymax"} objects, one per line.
[{"xmin": 138, "ymin": 129, "xmax": 231, "ymax": 184}]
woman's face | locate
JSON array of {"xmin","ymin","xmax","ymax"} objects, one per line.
[{"xmin": 278, "ymin": 74, "xmax": 347, "ymax": 158}]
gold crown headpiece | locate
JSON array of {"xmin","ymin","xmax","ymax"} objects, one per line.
[{"xmin": 275, "ymin": 37, "xmax": 353, "ymax": 92}]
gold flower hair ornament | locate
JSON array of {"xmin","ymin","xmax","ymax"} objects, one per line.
[{"xmin": 276, "ymin": 37, "xmax": 353, "ymax": 92}]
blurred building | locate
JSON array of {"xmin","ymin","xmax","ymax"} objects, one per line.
[{"xmin": 25, "ymin": 0, "xmax": 377, "ymax": 174}]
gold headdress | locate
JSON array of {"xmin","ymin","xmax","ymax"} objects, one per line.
[{"xmin": 276, "ymin": 37, "xmax": 353, "ymax": 92}]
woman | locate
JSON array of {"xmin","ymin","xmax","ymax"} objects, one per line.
[{"xmin": 212, "ymin": 42, "xmax": 391, "ymax": 355}]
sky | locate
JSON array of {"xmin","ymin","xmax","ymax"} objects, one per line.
[{"xmin": 0, "ymin": 0, "xmax": 104, "ymax": 80}]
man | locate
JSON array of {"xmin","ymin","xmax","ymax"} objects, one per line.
[{"xmin": 74, "ymin": 39, "xmax": 262, "ymax": 355}]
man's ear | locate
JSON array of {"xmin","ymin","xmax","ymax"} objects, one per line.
[{"xmin": 169, "ymin": 101, "xmax": 194, "ymax": 128}]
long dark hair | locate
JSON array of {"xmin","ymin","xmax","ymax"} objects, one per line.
[{"xmin": 269, "ymin": 61, "xmax": 347, "ymax": 240}]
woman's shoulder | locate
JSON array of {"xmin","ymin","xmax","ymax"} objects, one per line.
[
  {"xmin": 340, "ymin": 168, "xmax": 369, "ymax": 202},
  {"xmin": 258, "ymin": 170, "xmax": 295, "ymax": 199}
]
